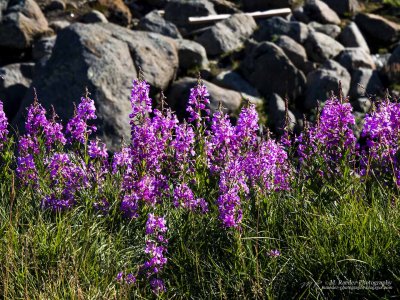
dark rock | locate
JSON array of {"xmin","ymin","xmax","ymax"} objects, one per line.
[
  {"xmin": 138, "ymin": 10, "xmax": 182, "ymax": 39},
  {"xmin": 209, "ymin": 0, "xmax": 240, "ymax": 14},
  {"xmin": 386, "ymin": 44, "xmax": 400, "ymax": 84},
  {"xmin": 81, "ymin": 10, "xmax": 108, "ymax": 23},
  {"xmin": 355, "ymin": 13, "xmax": 400, "ymax": 46},
  {"xmin": 164, "ymin": 0, "xmax": 216, "ymax": 28},
  {"xmin": 321, "ymin": 0, "xmax": 361, "ymax": 16},
  {"xmin": 268, "ymin": 93, "xmax": 295, "ymax": 134},
  {"xmin": 372, "ymin": 53, "xmax": 391, "ymax": 71},
  {"xmin": 349, "ymin": 68, "xmax": 383, "ymax": 99},
  {"xmin": 176, "ymin": 39, "xmax": 208, "ymax": 71},
  {"xmin": 0, "ymin": 0, "xmax": 49, "ymax": 49},
  {"xmin": 304, "ymin": 31, "xmax": 344, "ymax": 63},
  {"xmin": 335, "ymin": 47, "xmax": 375, "ymax": 72},
  {"xmin": 49, "ymin": 20, "xmax": 70, "ymax": 31},
  {"xmin": 308, "ymin": 21, "xmax": 341, "ymax": 38},
  {"xmin": 352, "ymin": 97, "xmax": 371, "ymax": 113},
  {"xmin": 0, "ymin": 63, "xmax": 34, "ymax": 121},
  {"xmin": 167, "ymin": 77, "xmax": 242, "ymax": 119},
  {"xmin": 242, "ymin": 0, "xmax": 293, "ymax": 11},
  {"xmin": 195, "ymin": 13, "xmax": 256, "ymax": 56},
  {"xmin": 303, "ymin": 0, "xmax": 341, "ymax": 25},
  {"xmin": 46, "ymin": 0, "xmax": 66, "ymax": 11},
  {"xmin": 339, "ymin": 22, "xmax": 370, "ymax": 54},
  {"xmin": 253, "ymin": 16, "xmax": 310, "ymax": 44},
  {"xmin": 93, "ymin": 0, "xmax": 132, "ymax": 26},
  {"xmin": 305, "ymin": 60, "xmax": 351, "ymax": 109},
  {"xmin": 32, "ymin": 36, "xmax": 56, "ymax": 68},
  {"xmin": 241, "ymin": 41, "xmax": 306, "ymax": 101},
  {"xmin": 274, "ymin": 35, "xmax": 308, "ymax": 72}
]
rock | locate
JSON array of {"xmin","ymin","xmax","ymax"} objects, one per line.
[
  {"xmin": 241, "ymin": 41, "xmax": 306, "ymax": 101},
  {"xmin": 138, "ymin": 10, "xmax": 182, "ymax": 39},
  {"xmin": 46, "ymin": 0, "xmax": 66, "ymax": 11},
  {"xmin": 349, "ymin": 68, "xmax": 383, "ymax": 99},
  {"xmin": 176, "ymin": 39, "xmax": 208, "ymax": 71},
  {"xmin": 212, "ymin": 70, "xmax": 263, "ymax": 104},
  {"xmin": 253, "ymin": 17, "xmax": 310, "ymax": 44},
  {"xmin": 303, "ymin": 0, "xmax": 341, "ymax": 25},
  {"xmin": 195, "ymin": 13, "xmax": 256, "ymax": 56},
  {"xmin": 94, "ymin": 0, "xmax": 132, "ymax": 26},
  {"xmin": 386, "ymin": 44, "xmax": 400, "ymax": 83},
  {"xmin": 335, "ymin": 47, "xmax": 375, "ymax": 72},
  {"xmin": 242, "ymin": 0, "xmax": 294, "ymax": 11},
  {"xmin": 32, "ymin": 36, "xmax": 56, "ymax": 68},
  {"xmin": 304, "ymin": 31, "xmax": 344, "ymax": 63},
  {"xmin": 167, "ymin": 77, "xmax": 242, "ymax": 120},
  {"xmin": 0, "ymin": 63, "xmax": 35, "ymax": 121},
  {"xmin": 321, "ymin": 0, "xmax": 361, "ymax": 16},
  {"xmin": 274, "ymin": 35, "xmax": 308, "ymax": 72},
  {"xmin": 14, "ymin": 23, "xmax": 179, "ymax": 151},
  {"xmin": 81, "ymin": 10, "xmax": 108, "ymax": 23},
  {"xmin": 305, "ymin": 60, "xmax": 351, "ymax": 109},
  {"xmin": 209, "ymin": 0, "xmax": 240, "ymax": 14},
  {"xmin": 339, "ymin": 22, "xmax": 370, "ymax": 54},
  {"xmin": 0, "ymin": 0, "xmax": 49, "ymax": 49},
  {"xmin": 49, "ymin": 20, "xmax": 70, "ymax": 32},
  {"xmin": 164, "ymin": 0, "xmax": 216, "ymax": 28},
  {"xmin": 308, "ymin": 21, "xmax": 341, "ymax": 38},
  {"xmin": 352, "ymin": 97, "xmax": 371, "ymax": 113},
  {"xmin": 268, "ymin": 93, "xmax": 295, "ymax": 134},
  {"xmin": 355, "ymin": 13, "xmax": 400, "ymax": 46},
  {"xmin": 372, "ymin": 53, "xmax": 391, "ymax": 72},
  {"xmin": 101, "ymin": 22, "xmax": 178, "ymax": 91}
]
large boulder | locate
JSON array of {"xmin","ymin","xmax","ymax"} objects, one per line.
[
  {"xmin": 0, "ymin": 62, "xmax": 34, "ymax": 120},
  {"xmin": 253, "ymin": 16, "xmax": 310, "ymax": 44},
  {"xmin": 0, "ymin": 0, "xmax": 49, "ymax": 49},
  {"xmin": 268, "ymin": 93, "xmax": 296, "ymax": 134},
  {"xmin": 242, "ymin": 0, "xmax": 293, "ymax": 11},
  {"xmin": 308, "ymin": 21, "xmax": 341, "ymax": 39},
  {"xmin": 176, "ymin": 39, "xmax": 209, "ymax": 71},
  {"xmin": 274, "ymin": 35, "xmax": 308, "ymax": 72},
  {"xmin": 32, "ymin": 35, "xmax": 56, "ymax": 69},
  {"xmin": 305, "ymin": 60, "xmax": 351, "ymax": 109},
  {"xmin": 14, "ymin": 23, "xmax": 179, "ymax": 151},
  {"xmin": 321, "ymin": 0, "xmax": 361, "ymax": 16},
  {"xmin": 138, "ymin": 10, "xmax": 182, "ymax": 39},
  {"xmin": 93, "ymin": 0, "xmax": 131, "ymax": 26},
  {"xmin": 164, "ymin": 0, "xmax": 216, "ymax": 28},
  {"xmin": 304, "ymin": 31, "xmax": 344, "ymax": 63},
  {"xmin": 303, "ymin": 0, "xmax": 341, "ymax": 25},
  {"xmin": 335, "ymin": 47, "xmax": 375, "ymax": 73},
  {"xmin": 355, "ymin": 13, "xmax": 400, "ymax": 47},
  {"xmin": 80, "ymin": 10, "xmax": 108, "ymax": 24},
  {"xmin": 167, "ymin": 77, "xmax": 242, "ymax": 119},
  {"xmin": 241, "ymin": 41, "xmax": 306, "ymax": 101},
  {"xmin": 339, "ymin": 22, "xmax": 370, "ymax": 54},
  {"xmin": 195, "ymin": 14, "xmax": 256, "ymax": 56},
  {"xmin": 349, "ymin": 68, "xmax": 383, "ymax": 99}
]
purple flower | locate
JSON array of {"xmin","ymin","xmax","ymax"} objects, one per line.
[
  {"xmin": 173, "ymin": 183, "xmax": 208, "ymax": 213},
  {"xmin": 0, "ymin": 100, "xmax": 8, "ymax": 147},
  {"xmin": 268, "ymin": 249, "xmax": 281, "ymax": 257},
  {"xmin": 186, "ymin": 79, "xmax": 210, "ymax": 127},
  {"xmin": 150, "ymin": 278, "xmax": 166, "ymax": 294},
  {"xmin": 66, "ymin": 97, "xmax": 97, "ymax": 144},
  {"xmin": 145, "ymin": 213, "xmax": 167, "ymax": 235},
  {"xmin": 129, "ymin": 79, "xmax": 152, "ymax": 122},
  {"xmin": 125, "ymin": 273, "xmax": 136, "ymax": 285},
  {"xmin": 16, "ymin": 154, "xmax": 38, "ymax": 185},
  {"xmin": 25, "ymin": 99, "xmax": 48, "ymax": 136},
  {"xmin": 88, "ymin": 139, "xmax": 108, "ymax": 159}
]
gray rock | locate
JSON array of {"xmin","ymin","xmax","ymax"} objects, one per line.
[
  {"xmin": 212, "ymin": 70, "xmax": 263, "ymax": 104},
  {"xmin": 304, "ymin": 31, "xmax": 344, "ymax": 63},
  {"xmin": 14, "ymin": 23, "xmax": 179, "ymax": 151},
  {"xmin": 292, "ymin": 6, "xmax": 309, "ymax": 23},
  {"xmin": 308, "ymin": 21, "xmax": 341, "ymax": 38},
  {"xmin": 0, "ymin": 0, "xmax": 49, "ymax": 49},
  {"xmin": 253, "ymin": 16, "xmax": 310, "ymax": 44},
  {"xmin": 349, "ymin": 68, "xmax": 383, "ymax": 99},
  {"xmin": 303, "ymin": 0, "xmax": 341, "ymax": 25},
  {"xmin": 0, "ymin": 0, "xmax": 8, "ymax": 21},
  {"xmin": 93, "ymin": 0, "xmax": 132, "ymax": 26},
  {"xmin": 274, "ymin": 35, "xmax": 308, "ymax": 72},
  {"xmin": 386, "ymin": 44, "xmax": 400, "ymax": 83},
  {"xmin": 32, "ymin": 36, "xmax": 56, "ymax": 68},
  {"xmin": 176, "ymin": 39, "xmax": 208, "ymax": 70},
  {"xmin": 209, "ymin": 0, "xmax": 240, "ymax": 14},
  {"xmin": 101, "ymin": 22, "xmax": 179, "ymax": 91},
  {"xmin": 46, "ymin": 0, "xmax": 66, "ymax": 11},
  {"xmin": 372, "ymin": 53, "xmax": 391, "ymax": 71},
  {"xmin": 339, "ymin": 22, "xmax": 370, "ymax": 54},
  {"xmin": 195, "ymin": 14, "xmax": 256, "ymax": 56},
  {"xmin": 49, "ymin": 20, "xmax": 70, "ymax": 32},
  {"xmin": 164, "ymin": 0, "xmax": 216, "ymax": 28},
  {"xmin": 355, "ymin": 13, "xmax": 400, "ymax": 45},
  {"xmin": 305, "ymin": 60, "xmax": 351, "ymax": 109},
  {"xmin": 81, "ymin": 10, "xmax": 108, "ymax": 23},
  {"xmin": 335, "ymin": 47, "xmax": 375, "ymax": 72},
  {"xmin": 352, "ymin": 97, "xmax": 371, "ymax": 113},
  {"xmin": 243, "ymin": 0, "xmax": 293, "ymax": 11},
  {"xmin": 268, "ymin": 93, "xmax": 295, "ymax": 134},
  {"xmin": 167, "ymin": 77, "xmax": 242, "ymax": 119},
  {"xmin": 138, "ymin": 10, "xmax": 181, "ymax": 39},
  {"xmin": 0, "ymin": 63, "xmax": 35, "ymax": 120},
  {"xmin": 241, "ymin": 41, "xmax": 306, "ymax": 101},
  {"xmin": 321, "ymin": 0, "xmax": 361, "ymax": 16}
]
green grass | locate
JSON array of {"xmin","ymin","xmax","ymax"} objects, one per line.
[{"xmin": 1, "ymin": 159, "xmax": 399, "ymax": 299}]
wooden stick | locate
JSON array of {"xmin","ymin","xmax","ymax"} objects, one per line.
[{"xmin": 188, "ymin": 8, "xmax": 292, "ymax": 25}]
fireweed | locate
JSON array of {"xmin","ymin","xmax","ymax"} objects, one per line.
[{"xmin": 2, "ymin": 76, "xmax": 399, "ymax": 295}]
